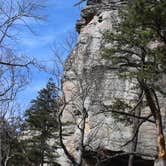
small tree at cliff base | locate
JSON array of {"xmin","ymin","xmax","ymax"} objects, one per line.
[
  {"xmin": 24, "ymin": 78, "xmax": 60, "ymax": 166},
  {"xmin": 103, "ymin": 0, "xmax": 166, "ymax": 166}
]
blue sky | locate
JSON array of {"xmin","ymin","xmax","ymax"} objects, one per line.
[{"xmin": 16, "ymin": 0, "xmax": 85, "ymax": 109}]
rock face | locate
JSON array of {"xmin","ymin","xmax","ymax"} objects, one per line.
[{"xmin": 62, "ymin": 0, "xmax": 165, "ymax": 165}]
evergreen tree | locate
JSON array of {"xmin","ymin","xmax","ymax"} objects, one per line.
[
  {"xmin": 24, "ymin": 78, "xmax": 60, "ymax": 166},
  {"xmin": 103, "ymin": 0, "xmax": 166, "ymax": 165}
]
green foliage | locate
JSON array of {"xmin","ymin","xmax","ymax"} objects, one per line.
[
  {"xmin": 111, "ymin": 98, "xmax": 132, "ymax": 124},
  {"xmin": 112, "ymin": 98, "xmax": 131, "ymax": 111},
  {"xmin": 103, "ymin": 0, "xmax": 166, "ymax": 91},
  {"xmin": 23, "ymin": 78, "xmax": 60, "ymax": 166}
]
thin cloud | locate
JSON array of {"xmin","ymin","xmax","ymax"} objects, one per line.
[{"xmin": 20, "ymin": 35, "xmax": 55, "ymax": 48}]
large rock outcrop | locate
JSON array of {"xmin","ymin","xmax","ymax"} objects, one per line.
[{"xmin": 61, "ymin": 0, "xmax": 166, "ymax": 165}]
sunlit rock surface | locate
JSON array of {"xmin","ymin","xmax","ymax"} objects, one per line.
[{"xmin": 60, "ymin": 0, "xmax": 165, "ymax": 165}]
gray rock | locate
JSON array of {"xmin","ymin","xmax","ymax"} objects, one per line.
[
  {"xmin": 60, "ymin": 0, "xmax": 166, "ymax": 165},
  {"xmin": 154, "ymin": 160, "xmax": 159, "ymax": 166}
]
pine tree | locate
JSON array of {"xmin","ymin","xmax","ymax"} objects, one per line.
[
  {"xmin": 103, "ymin": 0, "xmax": 166, "ymax": 165},
  {"xmin": 24, "ymin": 78, "xmax": 60, "ymax": 166}
]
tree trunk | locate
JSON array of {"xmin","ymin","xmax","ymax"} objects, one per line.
[
  {"xmin": 41, "ymin": 149, "xmax": 44, "ymax": 166},
  {"xmin": 128, "ymin": 155, "xmax": 134, "ymax": 166},
  {"xmin": 128, "ymin": 104, "xmax": 141, "ymax": 166},
  {"xmin": 156, "ymin": 120, "xmax": 166, "ymax": 166},
  {"xmin": 40, "ymin": 135, "xmax": 45, "ymax": 166},
  {"xmin": 143, "ymin": 85, "xmax": 166, "ymax": 166},
  {"xmin": 76, "ymin": 108, "xmax": 87, "ymax": 166},
  {"xmin": 4, "ymin": 155, "xmax": 10, "ymax": 166}
]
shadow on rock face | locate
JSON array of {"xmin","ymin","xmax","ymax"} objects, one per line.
[
  {"xmin": 102, "ymin": 156, "xmax": 154, "ymax": 166},
  {"xmin": 83, "ymin": 149, "xmax": 154, "ymax": 166}
]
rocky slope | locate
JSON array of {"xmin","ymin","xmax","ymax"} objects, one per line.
[{"xmin": 61, "ymin": 0, "xmax": 166, "ymax": 165}]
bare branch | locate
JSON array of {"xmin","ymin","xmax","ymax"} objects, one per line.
[
  {"xmin": 101, "ymin": 108, "xmax": 155, "ymax": 123},
  {"xmin": 122, "ymin": 114, "xmax": 153, "ymax": 147}
]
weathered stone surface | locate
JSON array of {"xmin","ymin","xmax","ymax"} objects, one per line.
[
  {"xmin": 154, "ymin": 160, "xmax": 160, "ymax": 166},
  {"xmin": 61, "ymin": 0, "xmax": 166, "ymax": 165}
]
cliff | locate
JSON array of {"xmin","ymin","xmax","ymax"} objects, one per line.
[{"xmin": 61, "ymin": 1, "xmax": 166, "ymax": 165}]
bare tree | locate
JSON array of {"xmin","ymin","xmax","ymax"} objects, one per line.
[
  {"xmin": 0, "ymin": 0, "xmax": 46, "ymax": 101},
  {"xmin": 0, "ymin": 101, "xmax": 27, "ymax": 166},
  {"xmin": 58, "ymin": 69, "xmax": 92, "ymax": 166},
  {"xmin": 51, "ymin": 36, "xmax": 94, "ymax": 165},
  {"xmin": 0, "ymin": 0, "xmax": 46, "ymax": 165}
]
